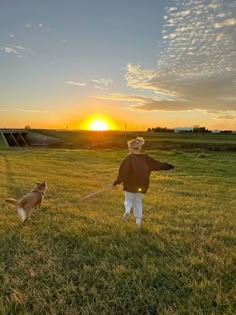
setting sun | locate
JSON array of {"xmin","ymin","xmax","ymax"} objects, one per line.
[
  {"xmin": 80, "ymin": 114, "xmax": 117, "ymax": 131},
  {"xmin": 88, "ymin": 119, "xmax": 109, "ymax": 131}
]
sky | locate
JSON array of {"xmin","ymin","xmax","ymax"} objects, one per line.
[{"xmin": 0, "ymin": 0, "xmax": 236, "ymax": 131}]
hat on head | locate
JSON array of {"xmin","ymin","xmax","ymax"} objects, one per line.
[{"xmin": 127, "ymin": 137, "xmax": 145, "ymax": 151}]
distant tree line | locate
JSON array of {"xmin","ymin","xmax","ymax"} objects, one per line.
[
  {"xmin": 147, "ymin": 127, "xmax": 173, "ymax": 132},
  {"xmin": 147, "ymin": 126, "xmax": 232, "ymax": 133},
  {"xmin": 219, "ymin": 130, "xmax": 232, "ymax": 133}
]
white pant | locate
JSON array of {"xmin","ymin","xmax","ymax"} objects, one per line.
[{"xmin": 124, "ymin": 191, "xmax": 143, "ymax": 219}]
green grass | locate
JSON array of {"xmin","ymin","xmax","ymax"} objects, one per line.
[
  {"xmin": 0, "ymin": 133, "xmax": 8, "ymax": 150},
  {"xmin": 0, "ymin": 148, "xmax": 235, "ymax": 314}
]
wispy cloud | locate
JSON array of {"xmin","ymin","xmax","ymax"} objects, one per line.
[
  {"xmin": 1, "ymin": 47, "xmax": 18, "ymax": 54},
  {"xmin": 1, "ymin": 22, "xmax": 51, "ymax": 58},
  {"xmin": 24, "ymin": 23, "xmax": 51, "ymax": 32},
  {"xmin": 109, "ymin": 0, "xmax": 236, "ymax": 120},
  {"xmin": 1, "ymin": 44, "xmax": 29, "ymax": 57},
  {"xmin": 66, "ymin": 78, "xmax": 113, "ymax": 88},
  {"xmin": 93, "ymin": 85, "xmax": 105, "ymax": 90},
  {"xmin": 216, "ymin": 112, "xmax": 236, "ymax": 120},
  {"xmin": 205, "ymin": 110, "xmax": 236, "ymax": 121},
  {"xmin": 91, "ymin": 78, "xmax": 113, "ymax": 87},
  {"xmin": 214, "ymin": 18, "xmax": 236, "ymax": 28},
  {"xmin": 11, "ymin": 45, "xmax": 25, "ymax": 51},
  {"xmin": 16, "ymin": 109, "xmax": 49, "ymax": 113},
  {"xmin": 95, "ymin": 93, "xmax": 193, "ymax": 111},
  {"xmin": 38, "ymin": 23, "xmax": 51, "ymax": 32},
  {"xmin": 94, "ymin": 93, "xmax": 143, "ymax": 102},
  {"xmin": 66, "ymin": 81, "xmax": 87, "ymax": 87}
]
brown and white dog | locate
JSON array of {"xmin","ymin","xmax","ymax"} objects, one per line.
[{"xmin": 5, "ymin": 181, "xmax": 47, "ymax": 223}]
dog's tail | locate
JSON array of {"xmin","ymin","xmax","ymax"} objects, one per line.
[{"xmin": 5, "ymin": 198, "xmax": 18, "ymax": 206}]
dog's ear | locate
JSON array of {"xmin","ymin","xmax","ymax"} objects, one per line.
[{"xmin": 36, "ymin": 181, "xmax": 47, "ymax": 187}]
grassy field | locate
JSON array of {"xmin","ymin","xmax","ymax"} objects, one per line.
[
  {"xmin": 36, "ymin": 130, "xmax": 236, "ymax": 151},
  {"xmin": 0, "ymin": 133, "xmax": 7, "ymax": 150},
  {"xmin": 0, "ymin": 147, "xmax": 235, "ymax": 314}
]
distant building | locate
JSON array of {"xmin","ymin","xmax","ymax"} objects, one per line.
[
  {"xmin": 174, "ymin": 126, "xmax": 210, "ymax": 133},
  {"xmin": 173, "ymin": 127, "xmax": 194, "ymax": 133}
]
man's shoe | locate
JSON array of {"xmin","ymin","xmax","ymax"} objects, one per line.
[{"xmin": 122, "ymin": 212, "xmax": 130, "ymax": 221}]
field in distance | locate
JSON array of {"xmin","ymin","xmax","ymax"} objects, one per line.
[{"xmin": 32, "ymin": 129, "xmax": 236, "ymax": 151}]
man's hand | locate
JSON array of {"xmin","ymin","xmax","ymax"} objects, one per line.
[{"xmin": 112, "ymin": 180, "xmax": 119, "ymax": 187}]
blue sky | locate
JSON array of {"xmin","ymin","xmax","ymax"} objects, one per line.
[{"xmin": 0, "ymin": 0, "xmax": 236, "ymax": 130}]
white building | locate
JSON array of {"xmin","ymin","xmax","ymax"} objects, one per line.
[{"xmin": 173, "ymin": 127, "xmax": 194, "ymax": 133}]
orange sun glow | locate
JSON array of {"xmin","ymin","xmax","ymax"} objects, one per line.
[{"xmin": 88, "ymin": 118, "xmax": 109, "ymax": 131}]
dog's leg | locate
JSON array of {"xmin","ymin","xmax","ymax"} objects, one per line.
[
  {"xmin": 17, "ymin": 207, "xmax": 27, "ymax": 222},
  {"xmin": 33, "ymin": 204, "xmax": 40, "ymax": 214}
]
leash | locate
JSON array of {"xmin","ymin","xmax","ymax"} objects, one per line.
[{"xmin": 79, "ymin": 183, "xmax": 113, "ymax": 201}]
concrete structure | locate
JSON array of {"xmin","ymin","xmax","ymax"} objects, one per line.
[
  {"xmin": 0, "ymin": 129, "xmax": 29, "ymax": 147},
  {"xmin": 0, "ymin": 129, "xmax": 62, "ymax": 147}
]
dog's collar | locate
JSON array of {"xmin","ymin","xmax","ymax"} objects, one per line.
[{"xmin": 32, "ymin": 189, "xmax": 45, "ymax": 195}]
